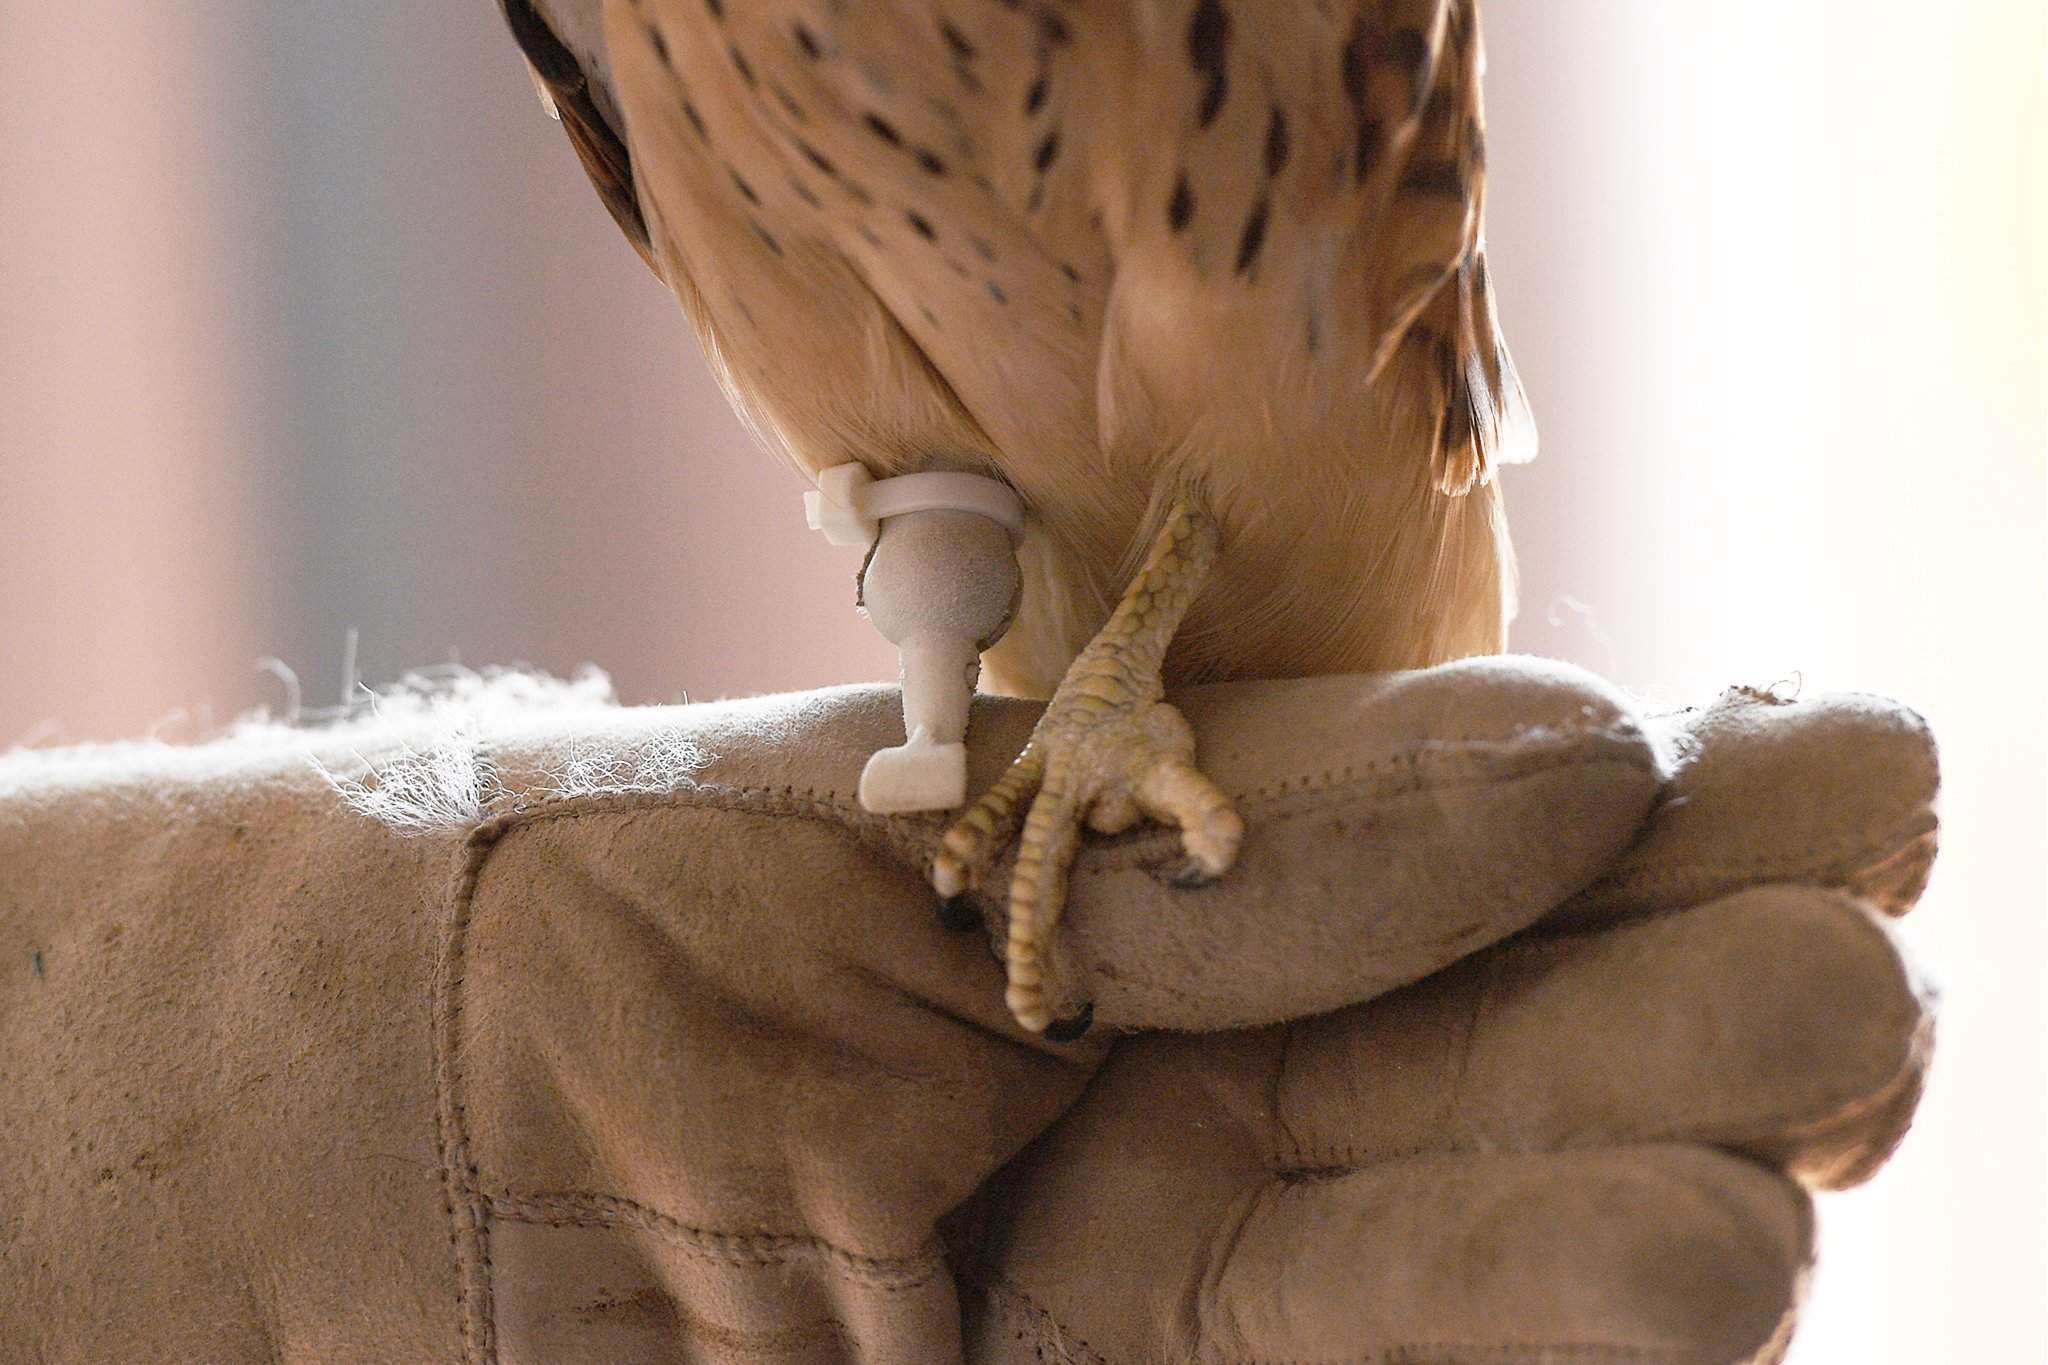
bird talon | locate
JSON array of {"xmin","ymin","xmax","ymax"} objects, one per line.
[
  {"xmin": 936, "ymin": 500, "xmax": 1233, "ymax": 1031},
  {"xmin": 1042, "ymin": 1001, "xmax": 1094, "ymax": 1042},
  {"xmin": 931, "ymin": 848, "xmax": 971, "ymax": 899},
  {"xmin": 934, "ymin": 891, "xmax": 981, "ymax": 933}
]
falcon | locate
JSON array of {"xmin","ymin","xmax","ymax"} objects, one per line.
[{"xmin": 498, "ymin": 0, "xmax": 1532, "ymax": 1033}]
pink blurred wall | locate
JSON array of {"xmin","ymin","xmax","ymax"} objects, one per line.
[
  {"xmin": 0, "ymin": 5, "xmax": 277, "ymax": 740},
  {"xmin": 0, "ymin": 1, "xmax": 896, "ymax": 746},
  {"xmin": 1, "ymin": 4, "xmax": 2043, "ymax": 1361}
]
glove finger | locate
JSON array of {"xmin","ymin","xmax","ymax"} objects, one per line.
[
  {"xmin": 1201, "ymin": 1145, "xmax": 1810, "ymax": 1365},
  {"xmin": 1276, "ymin": 886, "xmax": 1933, "ymax": 1189},
  {"xmin": 1553, "ymin": 686, "xmax": 1939, "ymax": 929},
  {"xmin": 941, "ymin": 658, "xmax": 1662, "ymax": 1030},
  {"xmin": 651, "ymin": 658, "xmax": 1662, "ymax": 1031}
]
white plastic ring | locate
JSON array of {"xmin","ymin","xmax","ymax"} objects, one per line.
[{"xmin": 804, "ymin": 463, "xmax": 1026, "ymax": 548}]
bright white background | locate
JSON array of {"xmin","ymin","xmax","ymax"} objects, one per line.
[{"xmin": 2, "ymin": 4, "xmax": 2042, "ymax": 1359}]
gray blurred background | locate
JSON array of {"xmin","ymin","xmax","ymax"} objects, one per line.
[{"xmin": 2, "ymin": 4, "xmax": 2043, "ymax": 1359}]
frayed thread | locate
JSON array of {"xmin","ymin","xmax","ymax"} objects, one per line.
[
  {"xmin": 321, "ymin": 728, "xmax": 503, "ymax": 833},
  {"xmin": 532, "ymin": 730, "xmax": 708, "ymax": 802},
  {"xmin": 309, "ymin": 665, "xmax": 703, "ymax": 834},
  {"xmin": 1, "ymin": 663, "xmax": 708, "ymax": 830}
]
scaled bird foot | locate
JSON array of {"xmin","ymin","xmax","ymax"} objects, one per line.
[{"xmin": 933, "ymin": 504, "xmax": 1242, "ymax": 1034}]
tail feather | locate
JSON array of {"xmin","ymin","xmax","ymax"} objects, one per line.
[
  {"xmin": 1360, "ymin": 1, "xmax": 1533, "ymax": 496},
  {"xmin": 1432, "ymin": 246, "xmax": 1536, "ymax": 496}
]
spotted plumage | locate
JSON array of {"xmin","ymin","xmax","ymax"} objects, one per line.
[{"xmin": 502, "ymin": 0, "xmax": 1533, "ymax": 1030}]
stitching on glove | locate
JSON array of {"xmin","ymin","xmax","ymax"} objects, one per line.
[
  {"xmin": 433, "ymin": 816, "xmax": 517, "ymax": 1364},
  {"xmin": 441, "ymin": 737, "xmax": 1650, "ymax": 907},
  {"xmin": 463, "ymin": 718, "xmax": 1648, "ymax": 842},
  {"xmin": 434, "ymin": 810, "xmax": 954, "ymax": 1359},
  {"xmin": 485, "ymin": 1190, "xmax": 949, "ymax": 1292},
  {"xmin": 1061, "ymin": 755, "xmax": 1657, "ymax": 1018},
  {"xmin": 1586, "ymin": 696, "xmax": 1939, "ymax": 911},
  {"xmin": 1279, "ymin": 1061, "xmax": 1920, "ymax": 1176},
  {"xmin": 1222, "ymin": 744, "xmax": 1647, "ymax": 843},
  {"xmin": 1241, "ymin": 1350, "xmax": 1696, "ymax": 1363},
  {"xmin": 448, "ymin": 752, "xmax": 1651, "ymax": 1041},
  {"xmin": 1222, "ymin": 721, "xmax": 1647, "ymax": 806},
  {"xmin": 969, "ymin": 1267, "xmax": 1713, "ymax": 1365},
  {"xmin": 1579, "ymin": 810, "xmax": 1937, "ymax": 914},
  {"xmin": 1284, "ymin": 1345, "xmax": 1701, "ymax": 1363},
  {"xmin": 1272, "ymin": 896, "xmax": 1921, "ymax": 1171}
]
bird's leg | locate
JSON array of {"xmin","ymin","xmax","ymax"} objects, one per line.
[{"xmin": 934, "ymin": 499, "xmax": 1242, "ymax": 1034}]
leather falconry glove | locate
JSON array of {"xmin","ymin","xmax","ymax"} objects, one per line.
[{"xmin": 0, "ymin": 656, "xmax": 1936, "ymax": 1364}]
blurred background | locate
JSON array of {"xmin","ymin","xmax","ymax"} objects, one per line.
[{"xmin": 1, "ymin": 3, "xmax": 2041, "ymax": 1358}]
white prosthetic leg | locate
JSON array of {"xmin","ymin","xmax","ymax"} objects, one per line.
[{"xmin": 804, "ymin": 463, "xmax": 1024, "ymax": 814}]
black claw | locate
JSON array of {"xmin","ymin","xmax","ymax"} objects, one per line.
[
  {"xmin": 1043, "ymin": 1001, "xmax": 1094, "ymax": 1042},
  {"xmin": 935, "ymin": 893, "xmax": 981, "ymax": 932}
]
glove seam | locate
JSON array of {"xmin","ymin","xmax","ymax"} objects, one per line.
[
  {"xmin": 471, "ymin": 721, "xmax": 1649, "ymax": 835},
  {"xmin": 1270, "ymin": 1350, "xmax": 1696, "ymax": 1363},
  {"xmin": 433, "ymin": 816, "xmax": 515, "ymax": 1365},
  {"xmin": 971, "ymin": 1262, "xmax": 1713, "ymax": 1365},
  {"xmin": 484, "ymin": 1189, "xmax": 948, "ymax": 1291},
  {"xmin": 1281, "ymin": 1068, "xmax": 1906, "ymax": 1172},
  {"xmin": 1228, "ymin": 744, "xmax": 1648, "ymax": 829},
  {"xmin": 1056, "ymin": 753, "xmax": 1656, "ymax": 1022},
  {"xmin": 435, "ymin": 812, "xmax": 958, "ymax": 1363},
  {"xmin": 1569, "ymin": 808, "xmax": 1937, "ymax": 917},
  {"xmin": 1274, "ymin": 898, "xmax": 1921, "ymax": 1172},
  {"xmin": 1595, "ymin": 694, "xmax": 1940, "ymax": 913},
  {"xmin": 465, "ymin": 739, "xmax": 1653, "ymax": 893},
  {"xmin": 1223, "ymin": 723, "xmax": 1649, "ymax": 805}
]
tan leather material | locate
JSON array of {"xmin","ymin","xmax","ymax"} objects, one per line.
[
  {"xmin": 950, "ymin": 890, "xmax": 1923, "ymax": 1365},
  {"xmin": 1556, "ymin": 684, "xmax": 1941, "ymax": 926},
  {"xmin": 0, "ymin": 658, "xmax": 1938, "ymax": 1363},
  {"xmin": 1271, "ymin": 888, "xmax": 1931, "ymax": 1176},
  {"xmin": 0, "ymin": 745, "xmax": 465, "ymax": 1360}
]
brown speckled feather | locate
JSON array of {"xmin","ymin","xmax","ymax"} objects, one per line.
[{"xmin": 507, "ymin": 0, "xmax": 1532, "ymax": 694}]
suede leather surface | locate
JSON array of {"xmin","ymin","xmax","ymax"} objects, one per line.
[{"xmin": 0, "ymin": 658, "xmax": 1938, "ymax": 1363}]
